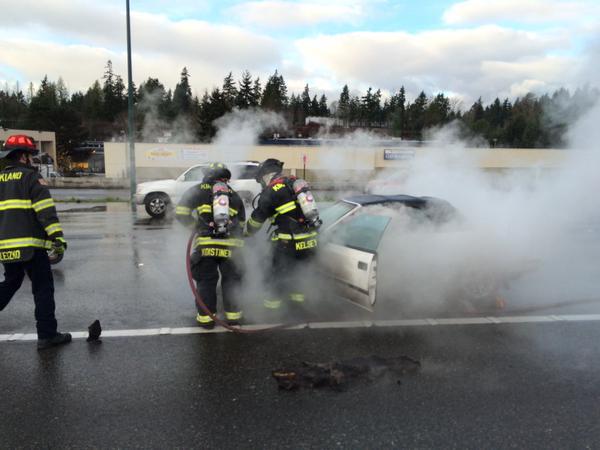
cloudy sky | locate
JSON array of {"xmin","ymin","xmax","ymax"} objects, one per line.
[{"xmin": 0, "ymin": 0, "xmax": 598, "ymax": 107}]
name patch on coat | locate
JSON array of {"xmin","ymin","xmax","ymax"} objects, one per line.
[
  {"xmin": 295, "ymin": 239, "xmax": 317, "ymax": 251},
  {"xmin": 0, "ymin": 249, "xmax": 21, "ymax": 261},
  {"xmin": 200, "ymin": 248, "xmax": 232, "ymax": 258},
  {"xmin": 0, "ymin": 172, "xmax": 23, "ymax": 182}
]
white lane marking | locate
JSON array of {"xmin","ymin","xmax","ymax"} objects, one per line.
[{"xmin": 3, "ymin": 314, "xmax": 600, "ymax": 342}]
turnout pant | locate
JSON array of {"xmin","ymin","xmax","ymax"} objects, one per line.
[
  {"xmin": 0, "ymin": 249, "xmax": 58, "ymax": 339},
  {"xmin": 191, "ymin": 252, "xmax": 243, "ymax": 315},
  {"xmin": 264, "ymin": 241, "xmax": 316, "ymax": 308}
]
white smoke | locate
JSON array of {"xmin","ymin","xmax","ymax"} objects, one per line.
[
  {"xmin": 212, "ymin": 108, "xmax": 286, "ymax": 161},
  {"xmin": 368, "ymin": 100, "xmax": 600, "ymax": 315}
]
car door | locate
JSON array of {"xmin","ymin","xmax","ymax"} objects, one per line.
[
  {"xmin": 174, "ymin": 165, "xmax": 206, "ymax": 202},
  {"xmin": 322, "ymin": 214, "xmax": 391, "ymax": 310}
]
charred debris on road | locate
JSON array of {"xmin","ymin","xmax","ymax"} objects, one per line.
[{"xmin": 272, "ymin": 355, "xmax": 421, "ymax": 391}]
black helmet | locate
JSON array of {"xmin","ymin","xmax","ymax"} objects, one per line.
[
  {"xmin": 255, "ymin": 158, "xmax": 284, "ymax": 185},
  {"xmin": 203, "ymin": 162, "xmax": 231, "ymax": 182},
  {"xmin": 0, "ymin": 135, "xmax": 39, "ymax": 159}
]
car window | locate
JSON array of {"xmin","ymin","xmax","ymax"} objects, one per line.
[
  {"xmin": 183, "ymin": 166, "xmax": 206, "ymax": 181},
  {"xmin": 330, "ymin": 213, "xmax": 391, "ymax": 253},
  {"xmin": 320, "ymin": 201, "xmax": 358, "ymax": 228}
]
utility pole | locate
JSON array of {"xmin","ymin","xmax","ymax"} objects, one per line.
[{"xmin": 126, "ymin": 0, "xmax": 136, "ymax": 212}]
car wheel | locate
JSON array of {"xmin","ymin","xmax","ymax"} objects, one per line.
[{"xmin": 145, "ymin": 193, "xmax": 169, "ymax": 218}]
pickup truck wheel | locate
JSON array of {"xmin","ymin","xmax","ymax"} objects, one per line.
[{"xmin": 145, "ymin": 193, "xmax": 169, "ymax": 218}]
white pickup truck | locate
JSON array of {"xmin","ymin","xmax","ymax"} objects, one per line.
[{"xmin": 135, "ymin": 161, "xmax": 262, "ymax": 218}]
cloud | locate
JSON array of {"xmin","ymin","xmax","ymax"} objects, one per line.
[
  {"xmin": 227, "ymin": 0, "xmax": 369, "ymax": 28},
  {"xmin": 296, "ymin": 25, "xmax": 581, "ymax": 103},
  {"xmin": 0, "ymin": 38, "xmax": 273, "ymax": 97},
  {"xmin": 443, "ymin": 0, "xmax": 600, "ymax": 25},
  {"xmin": 0, "ymin": 0, "xmax": 596, "ymax": 104},
  {"xmin": 0, "ymin": 0, "xmax": 281, "ymax": 92}
]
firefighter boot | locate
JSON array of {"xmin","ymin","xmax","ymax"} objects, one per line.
[
  {"xmin": 225, "ymin": 311, "xmax": 243, "ymax": 326},
  {"xmin": 196, "ymin": 313, "xmax": 215, "ymax": 329}
]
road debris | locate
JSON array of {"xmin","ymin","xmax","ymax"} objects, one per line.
[
  {"xmin": 87, "ymin": 320, "xmax": 102, "ymax": 342},
  {"xmin": 272, "ymin": 355, "xmax": 420, "ymax": 391}
]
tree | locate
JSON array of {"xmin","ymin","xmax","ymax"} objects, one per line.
[
  {"xmin": 222, "ymin": 72, "xmax": 237, "ymax": 111},
  {"xmin": 0, "ymin": 87, "xmax": 28, "ymax": 129},
  {"xmin": 389, "ymin": 86, "xmax": 406, "ymax": 137},
  {"xmin": 424, "ymin": 93, "xmax": 450, "ymax": 128},
  {"xmin": 172, "ymin": 67, "xmax": 193, "ymax": 115},
  {"xmin": 300, "ymin": 84, "xmax": 311, "ymax": 119},
  {"xmin": 251, "ymin": 77, "xmax": 262, "ymax": 107},
  {"xmin": 289, "ymin": 94, "xmax": 302, "ymax": 126},
  {"xmin": 27, "ymin": 76, "xmax": 59, "ymax": 131},
  {"xmin": 261, "ymin": 70, "xmax": 288, "ymax": 112},
  {"xmin": 102, "ymin": 60, "xmax": 126, "ymax": 121},
  {"xmin": 318, "ymin": 94, "xmax": 330, "ymax": 117},
  {"xmin": 337, "ymin": 85, "xmax": 350, "ymax": 126},
  {"xmin": 310, "ymin": 95, "xmax": 320, "ymax": 117},
  {"xmin": 236, "ymin": 70, "xmax": 253, "ymax": 109},
  {"xmin": 83, "ymin": 80, "xmax": 104, "ymax": 121},
  {"xmin": 407, "ymin": 91, "xmax": 428, "ymax": 139}
]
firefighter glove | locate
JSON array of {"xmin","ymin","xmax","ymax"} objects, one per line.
[{"xmin": 53, "ymin": 237, "xmax": 67, "ymax": 254}]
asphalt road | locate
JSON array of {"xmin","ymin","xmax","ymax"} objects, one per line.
[{"xmin": 2, "ymin": 205, "xmax": 600, "ymax": 448}]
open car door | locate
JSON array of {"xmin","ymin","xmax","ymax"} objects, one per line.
[{"xmin": 321, "ymin": 214, "xmax": 391, "ymax": 311}]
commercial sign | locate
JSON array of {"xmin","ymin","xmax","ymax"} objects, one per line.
[
  {"xmin": 383, "ymin": 149, "xmax": 415, "ymax": 161},
  {"xmin": 144, "ymin": 149, "xmax": 176, "ymax": 160},
  {"xmin": 182, "ymin": 149, "xmax": 209, "ymax": 160}
]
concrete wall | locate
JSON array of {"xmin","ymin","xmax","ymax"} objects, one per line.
[
  {"xmin": 0, "ymin": 129, "xmax": 57, "ymax": 161},
  {"xmin": 105, "ymin": 142, "xmax": 570, "ymax": 182}
]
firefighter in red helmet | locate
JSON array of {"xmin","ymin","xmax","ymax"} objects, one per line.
[{"xmin": 0, "ymin": 135, "xmax": 70, "ymax": 349}]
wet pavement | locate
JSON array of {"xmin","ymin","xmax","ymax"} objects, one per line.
[
  {"xmin": 3, "ymin": 323, "xmax": 600, "ymax": 448},
  {"xmin": 2, "ymin": 204, "xmax": 600, "ymax": 447},
  {"xmin": 50, "ymin": 188, "xmax": 130, "ymax": 201}
]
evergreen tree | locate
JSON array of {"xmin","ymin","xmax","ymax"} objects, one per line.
[
  {"xmin": 251, "ymin": 77, "xmax": 262, "ymax": 107},
  {"xmin": 337, "ymin": 84, "xmax": 350, "ymax": 126},
  {"xmin": 348, "ymin": 95, "xmax": 361, "ymax": 126},
  {"xmin": 407, "ymin": 91, "xmax": 428, "ymax": 139},
  {"xmin": 389, "ymin": 86, "xmax": 406, "ymax": 137},
  {"xmin": 318, "ymin": 94, "xmax": 330, "ymax": 117},
  {"xmin": 289, "ymin": 94, "xmax": 302, "ymax": 126},
  {"xmin": 222, "ymin": 72, "xmax": 237, "ymax": 111},
  {"xmin": 424, "ymin": 93, "xmax": 450, "ymax": 128},
  {"xmin": 102, "ymin": 60, "xmax": 122, "ymax": 121},
  {"xmin": 83, "ymin": 80, "xmax": 104, "ymax": 121},
  {"xmin": 310, "ymin": 95, "xmax": 320, "ymax": 117},
  {"xmin": 236, "ymin": 70, "xmax": 253, "ymax": 109},
  {"xmin": 27, "ymin": 76, "xmax": 59, "ymax": 131},
  {"xmin": 172, "ymin": 67, "xmax": 193, "ymax": 115},
  {"xmin": 0, "ymin": 87, "xmax": 28, "ymax": 129},
  {"xmin": 300, "ymin": 84, "xmax": 311, "ymax": 118},
  {"xmin": 261, "ymin": 70, "xmax": 288, "ymax": 112}
]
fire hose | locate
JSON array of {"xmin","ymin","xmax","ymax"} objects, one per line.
[{"xmin": 185, "ymin": 232, "xmax": 298, "ymax": 334}]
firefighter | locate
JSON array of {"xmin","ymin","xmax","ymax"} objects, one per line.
[
  {"xmin": 245, "ymin": 158, "xmax": 321, "ymax": 311},
  {"xmin": 176, "ymin": 162, "xmax": 246, "ymax": 329},
  {"xmin": 0, "ymin": 135, "xmax": 70, "ymax": 349}
]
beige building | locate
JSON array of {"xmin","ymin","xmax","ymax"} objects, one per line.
[
  {"xmin": 0, "ymin": 129, "xmax": 57, "ymax": 161},
  {"xmin": 104, "ymin": 141, "xmax": 569, "ymax": 182}
]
